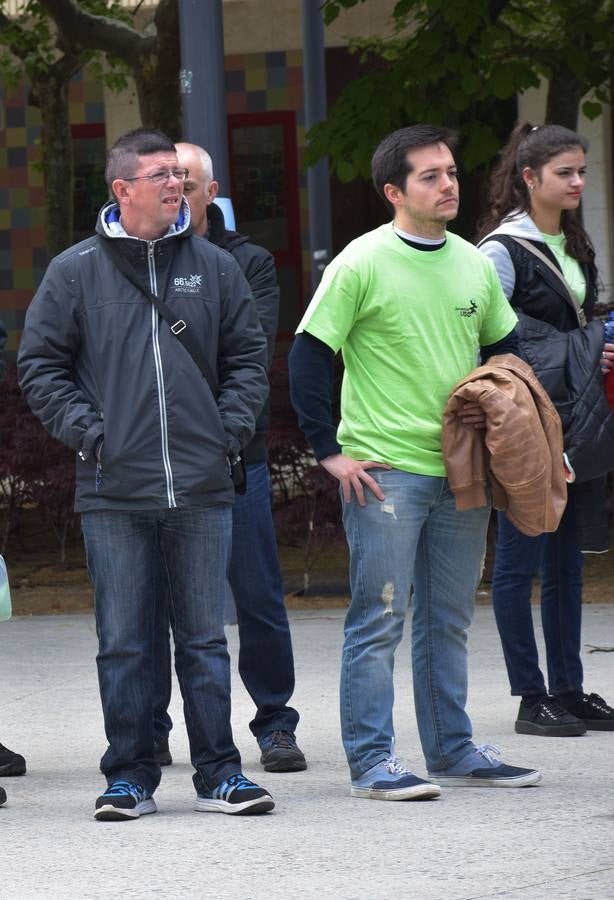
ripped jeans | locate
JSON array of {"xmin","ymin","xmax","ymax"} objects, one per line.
[{"xmin": 340, "ymin": 469, "xmax": 491, "ymax": 778}]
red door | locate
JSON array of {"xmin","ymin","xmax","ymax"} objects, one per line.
[{"xmin": 228, "ymin": 111, "xmax": 302, "ymax": 340}]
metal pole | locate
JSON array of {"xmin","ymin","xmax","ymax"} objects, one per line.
[
  {"xmin": 302, "ymin": 0, "xmax": 333, "ymax": 291},
  {"xmin": 178, "ymin": 0, "xmax": 231, "ymax": 194},
  {"xmin": 179, "ymin": 0, "xmax": 234, "ymax": 622}
]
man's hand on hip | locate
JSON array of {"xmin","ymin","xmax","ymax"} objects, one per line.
[{"xmin": 320, "ymin": 454, "xmax": 390, "ymax": 506}]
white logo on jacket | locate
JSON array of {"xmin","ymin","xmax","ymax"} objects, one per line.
[
  {"xmin": 173, "ymin": 274, "xmax": 204, "ymax": 294},
  {"xmin": 174, "ymin": 274, "xmax": 202, "ymax": 288}
]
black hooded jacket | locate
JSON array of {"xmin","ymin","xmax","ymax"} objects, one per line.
[
  {"xmin": 207, "ymin": 202, "xmax": 279, "ymax": 464},
  {"xmin": 17, "ymin": 199, "xmax": 268, "ymax": 512},
  {"xmin": 480, "ymin": 214, "xmax": 612, "ymax": 550}
]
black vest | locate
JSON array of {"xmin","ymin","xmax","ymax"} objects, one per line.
[{"xmin": 482, "ymin": 235, "xmax": 598, "ymax": 333}]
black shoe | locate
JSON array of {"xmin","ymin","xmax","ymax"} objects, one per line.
[
  {"xmin": 99, "ymin": 738, "xmax": 172, "ymax": 773},
  {"xmin": 194, "ymin": 773, "xmax": 275, "ymax": 815},
  {"xmin": 259, "ymin": 730, "xmax": 307, "ymax": 772},
  {"xmin": 154, "ymin": 736, "xmax": 173, "ymax": 767},
  {"xmin": 94, "ymin": 780, "xmax": 157, "ymax": 821},
  {"xmin": 0, "ymin": 743, "xmax": 26, "ymax": 776},
  {"xmin": 0, "ymin": 785, "xmax": 6, "ymax": 806},
  {"xmin": 515, "ymin": 696, "xmax": 587, "ymax": 736},
  {"xmin": 559, "ymin": 692, "xmax": 614, "ymax": 731}
]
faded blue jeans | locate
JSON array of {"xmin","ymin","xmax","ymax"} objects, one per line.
[
  {"xmin": 81, "ymin": 505, "xmax": 241, "ymax": 797},
  {"xmin": 340, "ymin": 469, "xmax": 491, "ymax": 778}
]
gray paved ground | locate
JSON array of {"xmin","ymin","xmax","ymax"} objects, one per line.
[{"xmin": 1, "ymin": 604, "xmax": 613, "ymax": 900}]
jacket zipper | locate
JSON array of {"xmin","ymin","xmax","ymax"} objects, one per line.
[{"xmin": 148, "ymin": 240, "xmax": 177, "ymax": 508}]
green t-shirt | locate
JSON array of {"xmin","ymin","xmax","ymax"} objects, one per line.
[
  {"xmin": 540, "ymin": 230, "xmax": 586, "ymax": 305},
  {"xmin": 297, "ymin": 223, "xmax": 518, "ymax": 476}
]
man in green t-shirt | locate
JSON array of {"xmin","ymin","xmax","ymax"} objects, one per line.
[{"xmin": 289, "ymin": 124, "xmax": 542, "ymax": 799}]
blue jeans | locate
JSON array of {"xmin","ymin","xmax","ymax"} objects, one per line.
[
  {"xmin": 340, "ymin": 469, "xmax": 491, "ymax": 778},
  {"xmin": 491, "ymin": 495, "xmax": 584, "ymax": 698},
  {"xmin": 81, "ymin": 505, "xmax": 241, "ymax": 796},
  {"xmin": 153, "ymin": 463, "xmax": 298, "ymax": 743}
]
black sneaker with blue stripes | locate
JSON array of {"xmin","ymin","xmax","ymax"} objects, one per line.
[
  {"xmin": 94, "ymin": 780, "xmax": 157, "ymax": 821},
  {"xmin": 195, "ymin": 773, "xmax": 274, "ymax": 815}
]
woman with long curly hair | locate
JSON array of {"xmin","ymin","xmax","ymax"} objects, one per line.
[{"xmin": 477, "ymin": 122, "xmax": 614, "ymax": 737}]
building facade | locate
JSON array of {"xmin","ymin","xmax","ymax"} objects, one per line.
[{"xmin": 0, "ymin": 0, "xmax": 612, "ymax": 354}]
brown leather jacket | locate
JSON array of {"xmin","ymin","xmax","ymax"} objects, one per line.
[{"xmin": 442, "ymin": 354, "xmax": 567, "ymax": 537}]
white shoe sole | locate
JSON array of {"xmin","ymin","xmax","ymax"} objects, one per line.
[
  {"xmin": 94, "ymin": 797, "xmax": 157, "ymax": 821},
  {"xmin": 194, "ymin": 795, "xmax": 275, "ymax": 815},
  {"xmin": 428, "ymin": 771, "xmax": 542, "ymax": 788},
  {"xmin": 351, "ymin": 783, "xmax": 442, "ymax": 801}
]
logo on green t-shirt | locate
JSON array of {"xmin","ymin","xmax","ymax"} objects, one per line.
[{"xmin": 455, "ymin": 299, "xmax": 478, "ymax": 317}]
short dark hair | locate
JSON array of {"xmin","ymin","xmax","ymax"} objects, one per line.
[
  {"xmin": 371, "ymin": 125, "xmax": 457, "ymax": 210},
  {"xmin": 105, "ymin": 128, "xmax": 176, "ymax": 187}
]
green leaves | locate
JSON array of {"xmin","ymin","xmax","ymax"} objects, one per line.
[
  {"xmin": 462, "ymin": 121, "xmax": 501, "ymax": 169},
  {"xmin": 336, "ymin": 160, "xmax": 358, "ymax": 182},
  {"xmin": 0, "ymin": 0, "xmax": 131, "ymax": 88},
  {"xmin": 322, "ymin": 0, "xmax": 361, "ymax": 26},
  {"xmin": 308, "ymin": 0, "xmax": 613, "ymax": 182},
  {"xmin": 582, "ymin": 99, "xmax": 603, "ymax": 120},
  {"xmin": 489, "ymin": 65, "xmax": 515, "ymax": 100}
]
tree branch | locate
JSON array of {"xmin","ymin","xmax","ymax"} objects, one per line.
[
  {"xmin": 37, "ymin": 0, "xmax": 155, "ymax": 61},
  {"xmin": 50, "ymin": 47, "xmax": 87, "ymax": 83}
]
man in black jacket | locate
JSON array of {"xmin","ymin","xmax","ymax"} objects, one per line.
[
  {"xmin": 148, "ymin": 142, "xmax": 305, "ymax": 773},
  {"xmin": 18, "ymin": 129, "xmax": 275, "ymax": 820}
]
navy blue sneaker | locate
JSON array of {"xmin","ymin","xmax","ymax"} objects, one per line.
[
  {"xmin": 259, "ymin": 730, "xmax": 307, "ymax": 772},
  {"xmin": 194, "ymin": 773, "xmax": 274, "ymax": 815},
  {"xmin": 351, "ymin": 757, "xmax": 441, "ymax": 801},
  {"xmin": 94, "ymin": 780, "xmax": 157, "ymax": 821},
  {"xmin": 428, "ymin": 744, "xmax": 542, "ymax": 787}
]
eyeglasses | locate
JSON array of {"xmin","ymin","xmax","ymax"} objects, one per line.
[{"xmin": 123, "ymin": 168, "xmax": 189, "ymax": 185}]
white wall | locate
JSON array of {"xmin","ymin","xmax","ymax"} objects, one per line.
[{"xmin": 223, "ymin": 0, "xmax": 401, "ymax": 53}]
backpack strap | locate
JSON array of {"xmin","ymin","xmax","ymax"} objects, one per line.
[
  {"xmin": 97, "ymin": 236, "xmax": 219, "ymax": 390},
  {"xmin": 96, "ymin": 236, "xmax": 246, "ymax": 492}
]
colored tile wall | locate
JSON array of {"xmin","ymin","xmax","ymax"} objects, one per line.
[
  {"xmin": 224, "ymin": 49, "xmax": 311, "ymax": 309},
  {"xmin": 0, "ymin": 70, "xmax": 105, "ymax": 354},
  {"xmin": 1, "ymin": 53, "xmax": 310, "ymax": 355}
]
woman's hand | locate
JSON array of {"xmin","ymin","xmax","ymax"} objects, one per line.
[{"xmin": 601, "ymin": 342, "xmax": 614, "ymax": 374}]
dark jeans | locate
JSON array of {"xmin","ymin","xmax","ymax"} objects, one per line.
[
  {"xmin": 153, "ymin": 462, "xmax": 299, "ymax": 744},
  {"xmin": 491, "ymin": 496, "xmax": 584, "ymax": 698},
  {"xmin": 82, "ymin": 505, "xmax": 241, "ymax": 796}
]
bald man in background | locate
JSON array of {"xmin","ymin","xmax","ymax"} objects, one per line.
[{"xmin": 152, "ymin": 143, "xmax": 306, "ymax": 774}]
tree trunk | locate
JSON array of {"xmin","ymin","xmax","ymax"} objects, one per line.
[
  {"xmin": 36, "ymin": 75, "xmax": 74, "ymax": 256},
  {"xmin": 132, "ymin": 0, "xmax": 181, "ymax": 138},
  {"xmin": 133, "ymin": 47, "xmax": 181, "ymax": 139},
  {"xmin": 37, "ymin": 0, "xmax": 181, "ymax": 136},
  {"xmin": 545, "ymin": 64, "xmax": 581, "ymax": 130}
]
